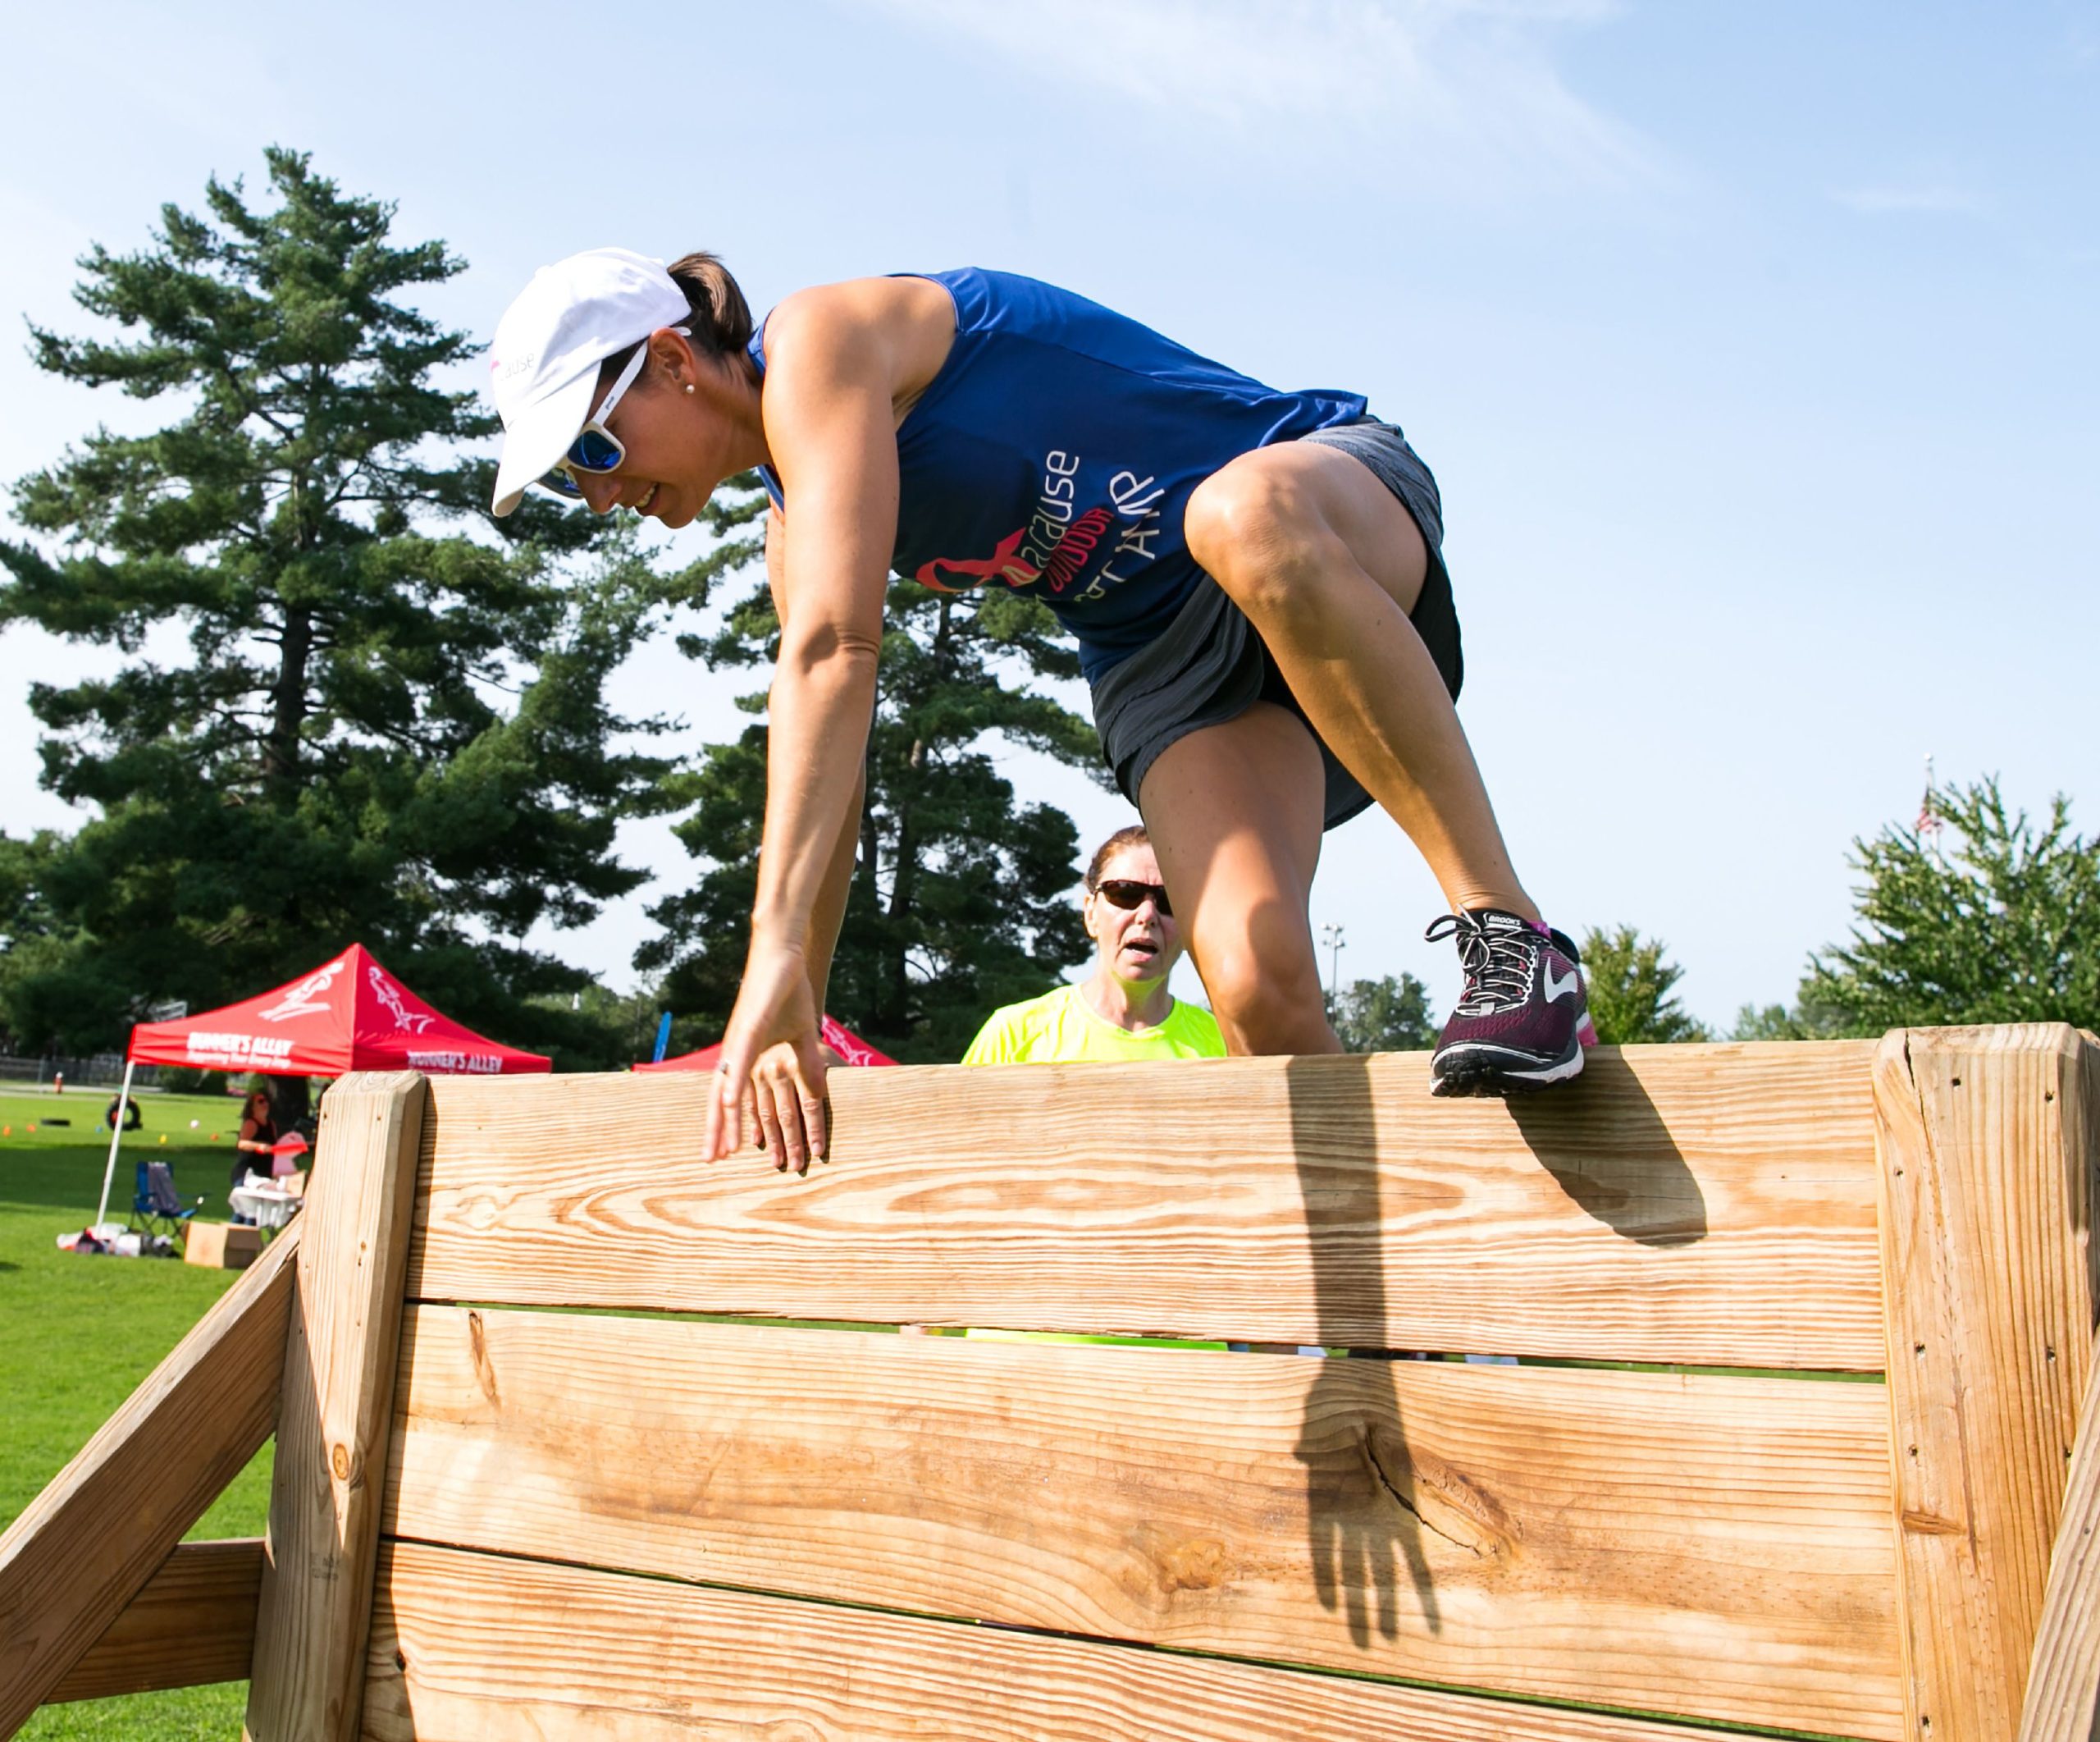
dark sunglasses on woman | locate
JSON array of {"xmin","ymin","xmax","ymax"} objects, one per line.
[{"xmin": 1093, "ymin": 878, "xmax": 1171, "ymax": 917}]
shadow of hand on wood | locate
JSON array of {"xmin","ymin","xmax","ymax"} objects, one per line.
[
  {"xmin": 1291, "ymin": 1357, "xmax": 1438, "ymax": 1647},
  {"xmin": 1285, "ymin": 1056, "xmax": 1437, "ymax": 1648}
]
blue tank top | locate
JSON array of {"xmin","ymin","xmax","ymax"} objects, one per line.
[{"xmin": 750, "ymin": 270, "xmax": 1367, "ymax": 682}]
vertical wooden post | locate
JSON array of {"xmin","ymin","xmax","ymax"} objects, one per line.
[
  {"xmin": 244, "ymin": 1071, "xmax": 427, "ymax": 1742},
  {"xmin": 1874, "ymin": 1026, "xmax": 2100, "ymax": 1739},
  {"xmin": 2017, "ymin": 1330, "xmax": 2100, "ymax": 1740}
]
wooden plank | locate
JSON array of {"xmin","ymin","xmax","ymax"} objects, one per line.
[
  {"xmin": 364, "ymin": 1538, "xmax": 1779, "ymax": 1742},
  {"xmin": 1875, "ymin": 1026, "xmax": 2100, "ymax": 1740},
  {"xmin": 48, "ymin": 1539, "xmax": 263, "ymax": 1703},
  {"xmin": 244, "ymin": 1072, "xmax": 427, "ymax": 1742},
  {"xmin": 385, "ymin": 1304, "xmax": 1905, "ymax": 1738},
  {"xmin": 2020, "ymin": 1334, "xmax": 2100, "ymax": 1741},
  {"xmin": 0, "ymin": 1225, "xmax": 296, "ymax": 1738},
  {"xmin": 409, "ymin": 1042, "xmax": 1885, "ymax": 1368}
]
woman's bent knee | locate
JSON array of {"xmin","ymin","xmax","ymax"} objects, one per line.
[
  {"xmin": 1189, "ymin": 446, "xmax": 1431, "ymax": 635},
  {"xmin": 1185, "ymin": 460, "xmax": 1326, "ymax": 620},
  {"xmin": 1201, "ymin": 947, "xmax": 1331, "ymax": 1055}
]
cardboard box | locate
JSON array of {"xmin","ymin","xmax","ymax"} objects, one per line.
[{"xmin": 183, "ymin": 1221, "xmax": 264, "ymax": 1270}]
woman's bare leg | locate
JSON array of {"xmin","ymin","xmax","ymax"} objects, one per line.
[
  {"xmin": 1145, "ymin": 705, "xmax": 1346, "ymax": 1354},
  {"xmin": 1183, "ymin": 442, "xmax": 1536, "ymax": 922},
  {"xmin": 1137, "ymin": 701, "xmax": 1339, "ymax": 1057}
]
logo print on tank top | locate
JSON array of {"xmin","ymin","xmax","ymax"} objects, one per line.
[
  {"xmin": 917, "ymin": 508, "xmax": 1118, "ymax": 597},
  {"xmin": 916, "ymin": 529, "xmax": 1039, "ymax": 594}
]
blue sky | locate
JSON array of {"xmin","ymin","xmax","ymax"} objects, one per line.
[{"xmin": 2, "ymin": 1, "xmax": 2095, "ymax": 1030}]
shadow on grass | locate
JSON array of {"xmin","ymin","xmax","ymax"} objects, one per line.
[
  {"xmin": 2, "ymin": 1136, "xmax": 272, "ymax": 1539},
  {"xmin": 3, "ymin": 1143, "xmax": 225, "ymax": 1220},
  {"xmin": 12, "ymin": 1679, "xmax": 249, "ymax": 1740},
  {"xmin": 3, "ymin": 1145, "xmax": 130, "ymax": 1214}
]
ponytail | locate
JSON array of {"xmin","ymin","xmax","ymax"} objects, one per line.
[{"xmin": 665, "ymin": 250, "xmax": 753, "ymax": 359}]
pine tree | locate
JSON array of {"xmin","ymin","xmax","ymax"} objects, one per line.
[
  {"xmin": 1802, "ymin": 775, "xmax": 2100, "ymax": 1031},
  {"xmin": 639, "ymin": 475, "xmax": 1098, "ymax": 1062},
  {"xmin": 1578, "ymin": 925, "xmax": 1710, "ymax": 1043},
  {"xmin": 0, "ymin": 149, "xmax": 673, "ymax": 1077},
  {"xmin": 1728, "ymin": 988, "xmax": 1850, "ymax": 1041}
]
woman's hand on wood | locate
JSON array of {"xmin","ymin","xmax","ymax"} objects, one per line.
[{"xmin": 703, "ymin": 945, "xmax": 830, "ymax": 1173}]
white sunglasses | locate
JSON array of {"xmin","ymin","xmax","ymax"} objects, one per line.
[{"xmin": 538, "ymin": 326, "xmax": 689, "ymax": 499}]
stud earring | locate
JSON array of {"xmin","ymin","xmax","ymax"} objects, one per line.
[{"xmin": 683, "ymin": 383, "xmax": 695, "ymax": 395}]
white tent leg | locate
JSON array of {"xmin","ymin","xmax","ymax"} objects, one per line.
[{"xmin": 94, "ymin": 1058, "xmax": 135, "ymax": 1232}]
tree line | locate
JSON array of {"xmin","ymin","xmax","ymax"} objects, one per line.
[
  {"xmin": 4, "ymin": 153, "xmax": 2096, "ymax": 1075},
  {"xmin": 1330, "ymin": 761, "xmax": 2100, "ymax": 1049},
  {"xmin": 0, "ymin": 151, "xmax": 1092, "ymax": 1075}
]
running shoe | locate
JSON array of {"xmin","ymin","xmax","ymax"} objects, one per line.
[{"xmin": 1424, "ymin": 909, "xmax": 1596, "ymax": 1097}]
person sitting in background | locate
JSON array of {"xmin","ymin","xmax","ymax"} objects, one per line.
[
  {"xmin": 232, "ymin": 1089, "xmax": 278, "ymax": 1191},
  {"xmin": 964, "ymin": 825, "xmax": 1224, "ymax": 1066},
  {"xmin": 105, "ymin": 1095, "xmax": 143, "ymax": 1132}
]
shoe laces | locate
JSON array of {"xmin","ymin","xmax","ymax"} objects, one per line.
[{"xmin": 1425, "ymin": 911, "xmax": 1539, "ymax": 1015}]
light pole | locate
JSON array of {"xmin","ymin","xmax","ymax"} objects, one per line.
[
  {"xmin": 1319, "ymin": 922, "xmax": 1346, "ymax": 1009},
  {"xmin": 1919, "ymin": 752, "xmax": 1945, "ymax": 862}
]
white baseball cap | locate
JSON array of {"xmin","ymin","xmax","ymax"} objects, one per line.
[{"xmin": 487, "ymin": 247, "xmax": 692, "ymax": 517}]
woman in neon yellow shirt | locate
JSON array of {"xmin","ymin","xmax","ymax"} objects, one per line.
[{"xmin": 963, "ymin": 825, "xmax": 1224, "ymax": 1065}]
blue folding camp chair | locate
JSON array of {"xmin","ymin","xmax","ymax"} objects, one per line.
[{"xmin": 129, "ymin": 1159, "xmax": 204, "ymax": 1254}]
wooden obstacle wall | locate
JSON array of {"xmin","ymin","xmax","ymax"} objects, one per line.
[{"xmin": 3, "ymin": 1026, "xmax": 2099, "ymax": 1740}]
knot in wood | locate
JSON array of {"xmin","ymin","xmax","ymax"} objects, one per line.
[
  {"xmin": 1360, "ymin": 1420, "xmax": 1515, "ymax": 1559},
  {"xmin": 331, "ymin": 1442, "xmax": 354, "ymax": 1481},
  {"xmin": 1157, "ymin": 1534, "xmax": 1229, "ymax": 1596}
]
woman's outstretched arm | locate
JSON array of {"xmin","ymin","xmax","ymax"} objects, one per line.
[
  {"xmin": 728, "ymin": 506, "xmax": 869, "ymax": 1167},
  {"xmin": 704, "ymin": 289, "xmax": 905, "ymax": 1168}
]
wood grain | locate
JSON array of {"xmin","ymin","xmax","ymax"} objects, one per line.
[
  {"xmin": 2020, "ymin": 1333, "xmax": 2100, "ymax": 1741},
  {"xmin": 363, "ymin": 1539, "xmax": 1781, "ymax": 1742},
  {"xmin": 385, "ymin": 1304, "xmax": 1904, "ymax": 1738},
  {"xmin": 48, "ymin": 1539, "xmax": 262, "ymax": 1703},
  {"xmin": 1875, "ymin": 1026, "xmax": 2100, "ymax": 1740},
  {"xmin": 245, "ymin": 1073, "xmax": 427, "ymax": 1742},
  {"xmin": 0, "ymin": 1225, "xmax": 295, "ymax": 1738},
  {"xmin": 409, "ymin": 1042, "xmax": 1884, "ymax": 1368}
]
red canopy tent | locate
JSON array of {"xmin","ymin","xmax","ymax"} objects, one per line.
[
  {"xmin": 635, "ymin": 1013, "xmax": 897, "ymax": 1072},
  {"xmin": 122, "ymin": 943, "xmax": 551, "ymax": 1078},
  {"xmin": 95, "ymin": 944, "xmax": 550, "ymax": 1230}
]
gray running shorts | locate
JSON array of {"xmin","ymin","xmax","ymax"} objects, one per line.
[{"xmin": 1088, "ymin": 418, "xmax": 1463, "ymax": 832}]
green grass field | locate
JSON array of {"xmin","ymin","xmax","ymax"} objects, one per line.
[{"xmin": 1, "ymin": 1089, "xmax": 277, "ymax": 1737}]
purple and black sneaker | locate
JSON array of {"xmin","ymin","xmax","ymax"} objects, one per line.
[{"xmin": 1424, "ymin": 909, "xmax": 1596, "ymax": 1097}]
